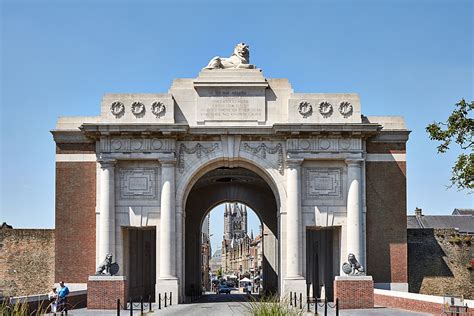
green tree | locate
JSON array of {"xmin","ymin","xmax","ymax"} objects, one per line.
[
  {"xmin": 216, "ymin": 267, "xmax": 223, "ymax": 279},
  {"xmin": 426, "ymin": 99, "xmax": 473, "ymax": 190}
]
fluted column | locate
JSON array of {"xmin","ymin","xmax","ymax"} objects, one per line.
[
  {"xmin": 159, "ymin": 158, "xmax": 177, "ymax": 279},
  {"xmin": 345, "ymin": 158, "xmax": 365, "ymax": 267},
  {"xmin": 286, "ymin": 158, "xmax": 304, "ymax": 278},
  {"xmin": 98, "ymin": 158, "xmax": 116, "ymax": 262}
]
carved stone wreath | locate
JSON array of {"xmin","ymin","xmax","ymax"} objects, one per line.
[
  {"xmin": 131, "ymin": 102, "xmax": 145, "ymax": 116},
  {"xmin": 151, "ymin": 101, "xmax": 166, "ymax": 117},
  {"xmin": 110, "ymin": 101, "xmax": 125, "ymax": 117},
  {"xmin": 298, "ymin": 101, "xmax": 313, "ymax": 118},
  {"xmin": 339, "ymin": 101, "xmax": 353, "ymax": 118},
  {"xmin": 319, "ymin": 101, "xmax": 333, "ymax": 118}
]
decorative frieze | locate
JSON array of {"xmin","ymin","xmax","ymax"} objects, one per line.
[
  {"xmin": 304, "ymin": 168, "xmax": 343, "ymax": 200},
  {"xmin": 240, "ymin": 142, "xmax": 284, "ymax": 175},
  {"xmin": 178, "ymin": 142, "xmax": 219, "ymax": 173},
  {"xmin": 287, "ymin": 138, "xmax": 362, "ymax": 152},
  {"xmin": 99, "ymin": 137, "xmax": 175, "ymax": 153},
  {"xmin": 119, "ymin": 167, "xmax": 158, "ymax": 200}
]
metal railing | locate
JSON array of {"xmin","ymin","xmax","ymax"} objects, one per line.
[
  {"xmin": 289, "ymin": 291, "xmax": 339, "ymax": 316},
  {"xmin": 116, "ymin": 295, "xmax": 154, "ymax": 315}
]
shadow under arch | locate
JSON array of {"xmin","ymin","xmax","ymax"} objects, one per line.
[{"xmin": 183, "ymin": 165, "xmax": 280, "ymax": 299}]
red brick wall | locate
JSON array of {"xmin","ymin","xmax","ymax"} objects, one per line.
[
  {"xmin": 334, "ymin": 279, "xmax": 374, "ymax": 309},
  {"xmin": 87, "ymin": 279, "xmax": 127, "ymax": 310},
  {"xmin": 55, "ymin": 161, "xmax": 96, "ymax": 283},
  {"xmin": 366, "ymin": 141, "xmax": 408, "ymax": 284}
]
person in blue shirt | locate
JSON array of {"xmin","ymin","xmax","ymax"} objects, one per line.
[{"xmin": 57, "ymin": 281, "xmax": 70, "ymax": 313}]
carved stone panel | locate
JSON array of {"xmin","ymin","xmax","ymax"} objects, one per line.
[
  {"xmin": 100, "ymin": 137, "xmax": 175, "ymax": 153},
  {"xmin": 286, "ymin": 138, "xmax": 362, "ymax": 152},
  {"xmin": 304, "ymin": 168, "xmax": 342, "ymax": 200},
  {"xmin": 119, "ymin": 168, "xmax": 158, "ymax": 200}
]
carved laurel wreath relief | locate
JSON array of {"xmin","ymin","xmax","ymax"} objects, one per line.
[
  {"xmin": 110, "ymin": 101, "xmax": 125, "ymax": 117},
  {"xmin": 110, "ymin": 100, "xmax": 166, "ymax": 118},
  {"xmin": 339, "ymin": 101, "xmax": 353, "ymax": 118},
  {"xmin": 298, "ymin": 101, "xmax": 313, "ymax": 118},
  {"xmin": 131, "ymin": 102, "xmax": 145, "ymax": 116},
  {"xmin": 151, "ymin": 101, "xmax": 166, "ymax": 117},
  {"xmin": 319, "ymin": 101, "xmax": 333, "ymax": 118}
]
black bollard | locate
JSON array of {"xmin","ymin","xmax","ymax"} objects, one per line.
[
  {"xmin": 170, "ymin": 292, "xmax": 172, "ymax": 306},
  {"xmin": 324, "ymin": 300, "xmax": 328, "ymax": 316},
  {"xmin": 158, "ymin": 293, "xmax": 161, "ymax": 310},
  {"xmin": 294, "ymin": 292, "xmax": 297, "ymax": 307},
  {"xmin": 299, "ymin": 293, "xmax": 302, "ymax": 309},
  {"xmin": 129, "ymin": 297, "xmax": 133, "ymax": 316},
  {"xmin": 140, "ymin": 297, "xmax": 143, "ymax": 314},
  {"xmin": 290, "ymin": 291, "xmax": 293, "ymax": 306},
  {"xmin": 149, "ymin": 295, "xmax": 152, "ymax": 312},
  {"xmin": 164, "ymin": 293, "xmax": 167, "ymax": 308},
  {"xmin": 335, "ymin": 298, "xmax": 339, "ymax": 316},
  {"xmin": 117, "ymin": 299, "xmax": 120, "ymax": 316}
]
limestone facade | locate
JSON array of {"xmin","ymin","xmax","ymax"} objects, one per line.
[{"xmin": 52, "ymin": 67, "xmax": 410, "ymax": 303}]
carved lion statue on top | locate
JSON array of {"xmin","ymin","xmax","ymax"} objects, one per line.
[{"xmin": 204, "ymin": 43, "xmax": 255, "ymax": 69}]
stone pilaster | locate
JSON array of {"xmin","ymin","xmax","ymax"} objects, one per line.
[
  {"xmin": 345, "ymin": 158, "xmax": 365, "ymax": 267},
  {"xmin": 98, "ymin": 158, "xmax": 116, "ymax": 264}
]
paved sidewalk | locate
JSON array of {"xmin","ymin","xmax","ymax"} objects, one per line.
[{"xmin": 63, "ymin": 294, "xmax": 431, "ymax": 315}]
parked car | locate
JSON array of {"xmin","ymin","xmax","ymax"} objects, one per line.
[{"xmin": 218, "ymin": 285, "xmax": 233, "ymax": 294}]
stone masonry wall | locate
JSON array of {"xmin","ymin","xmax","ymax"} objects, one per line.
[
  {"xmin": 0, "ymin": 228, "xmax": 55, "ymax": 297},
  {"xmin": 408, "ymin": 228, "xmax": 473, "ymax": 299}
]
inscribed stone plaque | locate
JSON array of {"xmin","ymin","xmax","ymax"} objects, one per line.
[
  {"xmin": 304, "ymin": 168, "xmax": 342, "ymax": 200},
  {"xmin": 196, "ymin": 88, "xmax": 266, "ymax": 122},
  {"xmin": 120, "ymin": 168, "xmax": 157, "ymax": 199}
]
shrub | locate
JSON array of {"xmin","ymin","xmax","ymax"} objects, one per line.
[{"xmin": 244, "ymin": 294, "xmax": 304, "ymax": 316}]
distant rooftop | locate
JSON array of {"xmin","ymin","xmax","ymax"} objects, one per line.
[{"xmin": 407, "ymin": 208, "xmax": 474, "ymax": 234}]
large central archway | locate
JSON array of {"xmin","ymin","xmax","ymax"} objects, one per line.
[{"xmin": 184, "ymin": 166, "xmax": 280, "ymax": 298}]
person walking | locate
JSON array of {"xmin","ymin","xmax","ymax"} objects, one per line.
[
  {"xmin": 48, "ymin": 287, "xmax": 58, "ymax": 313},
  {"xmin": 57, "ymin": 281, "xmax": 70, "ymax": 314}
]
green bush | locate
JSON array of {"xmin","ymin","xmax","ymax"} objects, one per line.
[{"xmin": 244, "ymin": 294, "xmax": 304, "ymax": 316}]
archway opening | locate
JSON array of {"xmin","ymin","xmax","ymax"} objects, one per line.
[
  {"xmin": 204, "ymin": 202, "xmax": 262, "ymax": 296},
  {"xmin": 184, "ymin": 166, "xmax": 279, "ymax": 300}
]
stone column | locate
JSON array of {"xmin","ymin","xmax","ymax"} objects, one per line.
[
  {"xmin": 286, "ymin": 158, "xmax": 304, "ymax": 278},
  {"xmin": 345, "ymin": 159, "xmax": 365, "ymax": 267},
  {"xmin": 98, "ymin": 159, "xmax": 116, "ymax": 263},
  {"xmin": 159, "ymin": 158, "xmax": 176, "ymax": 278},
  {"xmin": 156, "ymin": 158, "xmax": 178, "ymax": 304}
]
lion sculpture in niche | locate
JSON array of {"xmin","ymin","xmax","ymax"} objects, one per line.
[{"xmin": 204, "ymin": 42, "xmax": 255, "ymax": 69}]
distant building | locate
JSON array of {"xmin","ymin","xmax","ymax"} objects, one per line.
[
  {"xmin": 221, "ymin": 203, "xmax": 263, "ymax": 280},
  {"xmin": 209, "ymin": 249, "xmax": 222, "ymax": 274},
  {"xmin": 407, "ymin": 207, "xmax": 474, "ymax": 234},
  {"xmin": 201, "ymin": 214, "xmax": 211, "ymax": 291}
]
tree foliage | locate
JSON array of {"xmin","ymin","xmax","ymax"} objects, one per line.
[{"xmin": 426, "ymin": 99, "xmax": 473, "ymax": 190}]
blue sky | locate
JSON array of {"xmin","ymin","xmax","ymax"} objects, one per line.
[{"xmin": 1, "ymin": 0, "xmax": 472, "ymax": 249}]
